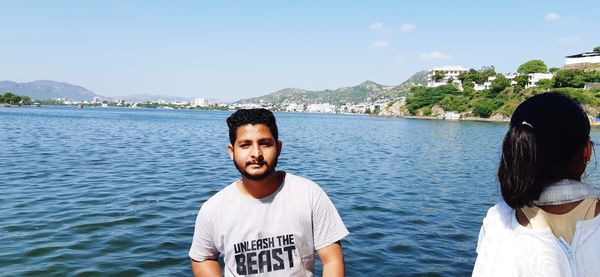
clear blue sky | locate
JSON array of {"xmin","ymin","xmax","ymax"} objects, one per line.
[{"xmin": 1, "ymin": 1, "xmax": 599, "ymax": 101}]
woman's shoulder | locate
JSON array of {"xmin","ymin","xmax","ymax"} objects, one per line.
[{"xmin": 483, "ymin": 202, "xmax": 515, "ymax": 225}]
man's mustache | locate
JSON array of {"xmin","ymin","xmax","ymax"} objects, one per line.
[{"xmin": 246, "ymin": 161, "xmax": 266, "ymax": 166}]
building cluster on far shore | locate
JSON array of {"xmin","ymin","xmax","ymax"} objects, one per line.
[
  {"xmin": 228, "ymin": 101, "xmax": 394, "ymax": 115},
  {"xmin": 426, "ymin": 66, "xmax": 553, "ymax": 91},
  {"xmin": 51, "ymin": 97, "xmax": 229, "ymax": 110},
  {"xmin": 427, "ymin": 50, "xmax": 600, "ymax": 92}
]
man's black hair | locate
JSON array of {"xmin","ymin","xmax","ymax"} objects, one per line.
[
  {"xmin": 226, "ymin": 108, "xmax": 278, "ymax": 145},
  {"xmin": 498, "ymin": 92, "xmax": 590, "ymax": 209}
]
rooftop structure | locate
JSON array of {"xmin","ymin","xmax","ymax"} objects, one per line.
[{"xmin": 565, "ymin": 52, "xmax": 600, "ymax": 67}]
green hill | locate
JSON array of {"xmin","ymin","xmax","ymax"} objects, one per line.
[
  {"xmin": 236, "ymin": 71, "xmax": 428, "ymax": 108},
  {"xmin": 402, "ymin": 66, "xmax": 600, "ymax": 119}
]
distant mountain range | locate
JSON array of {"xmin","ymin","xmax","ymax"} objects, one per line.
[
  {"xmin": 236, "ymin": 70, "xmax": 428, "ymax": 106},
  {"xmin": 1, "ymin": 70, "xmax": 429, "ymax": 104},
  {"xmin": 0, "ymin": 80, "xmax": 98, "ymax": 101},
  {"xmin": 0, "ymin": 80, "xmax": 194, "ymax": 102}
]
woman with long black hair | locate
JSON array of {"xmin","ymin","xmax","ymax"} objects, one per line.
[{"xmin": 473, "ymin": 92, "xmax": 600, "ymax": 276}]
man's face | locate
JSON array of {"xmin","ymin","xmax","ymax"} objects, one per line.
[{"xmin": 228, "ymin": 124, "xmax": 282, "ymax": 180}]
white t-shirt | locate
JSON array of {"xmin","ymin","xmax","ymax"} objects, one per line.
[
  {"xmin": 473, "ymin": 202, "xmax": 600, "ymax": 277},
  {"xmin": 189, "ymin": 172, "xmax": 349, "ymax": 276}
]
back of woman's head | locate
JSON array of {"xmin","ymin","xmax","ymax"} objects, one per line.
[{"xmin": 498, "ymin": 92, "xmax": 590, "ymax": 209}]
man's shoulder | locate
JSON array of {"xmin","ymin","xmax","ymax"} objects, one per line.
[
  {"xmin": 200, "ymin": 181, "xmax": 238, "ymax": 213},
  {"xmin": 284, "ymin": 172, "xmax": 324, "ymax": 193}
]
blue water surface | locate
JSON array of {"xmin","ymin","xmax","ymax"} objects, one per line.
[{"xmin": 1, "ymin": 106, "xmax": 599, "ymax": 276}]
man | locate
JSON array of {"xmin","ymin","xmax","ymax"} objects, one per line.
[{"xmin": 189, "ymin": 108, "xmax": 349, "ymax": 276}]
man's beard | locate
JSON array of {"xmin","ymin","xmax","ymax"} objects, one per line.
[{"xmin": 233, "ymin": 156, "xmax": 279, "ymax": 180}]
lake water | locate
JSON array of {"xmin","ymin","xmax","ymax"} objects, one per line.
[{"xmin": 2, "ymin": 106, "xmax": 600, "ymax": 276}]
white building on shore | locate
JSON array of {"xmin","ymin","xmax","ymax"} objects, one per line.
[
  {"xmin": 427, "ymin": 66, "xmax": 468, "ymax": 89},
  {"xmin": 340, "ymin": 103, "xmax": 367, "ymax": 114},
  {"xmin": 526, "ymin": 73, "xmax": 553, "ymax": 89},
  {"xmin": 285, "ymin": 103, "xmax": 305, "ymax": 112},
  {"xmin": 584, "ymin": 83, "xmax": 600, "ymax": 90},
  {"xmin": 172, "ymin": 101, "xmax": 189, "ymax": 106},
  {"xmin": 369, "ymin": 101, "xmax": 389, "ymax": 112},
  {"xmin": 565, "ymin": 51, "xmax": 600, "ymax": 67},
  {"xmin": 231, "ymin": 103, "xmax": 263, "ymax": 109},
  {"xmin": 192, "ymin": 98, "xmax": 209, "ymax": 107},
  {"xmin": 444, "ymin": 111, "xmax": 461, "ymax": 120},
  {"xmin": 474, "ymin": 73, "xmax": 519, "ymax": 91},
  {"xmin": 306, "ymin": 103, "xmax": 336, "ymax": 113}
]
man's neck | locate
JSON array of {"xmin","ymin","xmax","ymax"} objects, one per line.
[{"xmin": 237, "ymin": 171, "xmax": 283, "ymax": 199}]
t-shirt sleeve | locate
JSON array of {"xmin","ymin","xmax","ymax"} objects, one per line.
[
  {"xmin": 312, "ymin": 189, "xmax": 349, "ymax": 250},
  {"xmin": 189, "ymin": 208, "xmax": 219, "ymax": 262}
]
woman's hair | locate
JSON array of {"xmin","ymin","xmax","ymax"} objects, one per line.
[{"xmin": 498, "ymin": 92, "xmax": 590, "ymax": 209}]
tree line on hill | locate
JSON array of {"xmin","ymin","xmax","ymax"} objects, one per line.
[{"xmin": 404, "ymin": 47, "xmax": 600, "ymax": 118}]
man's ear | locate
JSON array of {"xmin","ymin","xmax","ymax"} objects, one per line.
[
  {"xmin": 277, "ymin": 140, "xmax": 283, "ymax": 156},
  {"xmin": 228, "ymin": 144, "xmax": 234, "ymax": 160}
]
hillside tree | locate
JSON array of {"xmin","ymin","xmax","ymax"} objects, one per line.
[
  {"xmin": 517, "ymin": 60, "xmax": 548, "ymax": 74},
  {"xmin": 553, "ymin": 69, "xmax": 586, "ymax": 88},
  {"xmin": 490, "ymin": 75, "xmax": 511, "ymax": 95},
  {"xmin": 433, "ymin": 71, "xmax": 445, "ymax": 82}
]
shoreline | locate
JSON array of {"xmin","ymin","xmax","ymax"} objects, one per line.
[
  {"xmin": 376, "ymin": 114, "xmax": 510, "ymax": 123},
  {"xmin": 5, "ymin": 104, "xmax": 600, "ymax": 127},
  {"xmin": 0, "ymin": 104, "xmax": 20, "ymax": 108},
  {"xmin": 379, "ymin": 114, "xmax": 600, "ymax": 127}
]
